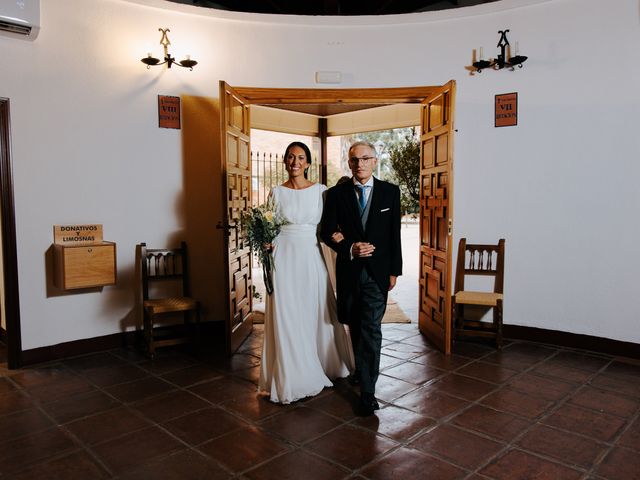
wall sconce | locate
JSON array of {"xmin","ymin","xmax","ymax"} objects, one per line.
[
  {"xmin": 141, "ymin": 28, "xmax": 197, "ymax": 70},
  {"xmin": 473, "ymin": 29, "xmax": 527, "ymax": 73}
]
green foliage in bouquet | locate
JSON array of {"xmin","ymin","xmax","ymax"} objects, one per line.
[{"xmin": 241, "ymin": 198, "xmax": 289, "ymax": 295}]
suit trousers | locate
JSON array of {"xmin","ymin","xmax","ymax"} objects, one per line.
[{"xmin": 349, "ymin": 267, "xmax": 387, "ymax": 394}]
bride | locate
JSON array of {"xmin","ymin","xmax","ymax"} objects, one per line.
[{"xmin": 258, "ymin": 141, "xmax": 354, "ymax": 404}]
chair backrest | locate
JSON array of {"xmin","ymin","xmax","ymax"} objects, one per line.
[
  {"xmin": 139, "ymin": 242, "xmax": 191, "ymax": 301},
  {"xmin": 453, "ymin": 238, "xmax": 505, "ymax": 295}
]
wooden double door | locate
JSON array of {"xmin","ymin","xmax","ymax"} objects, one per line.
[{"xmin": 219, "ymin": 81, "xmax": 456, "ymax": 354}]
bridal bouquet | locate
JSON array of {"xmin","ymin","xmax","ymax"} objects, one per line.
[{"xmin": 241, "ymin": 198, "xmax": 288, "ymax": 295}]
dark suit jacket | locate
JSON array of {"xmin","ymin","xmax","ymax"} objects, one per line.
[{"xmin": 320, "ymin": 177, "xmax": 402, "ymax": 324}]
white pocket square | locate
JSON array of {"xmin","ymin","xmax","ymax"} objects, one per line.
[{"xmin": 380, "ymin": 208, "xmax": 390, "ymax": 212}]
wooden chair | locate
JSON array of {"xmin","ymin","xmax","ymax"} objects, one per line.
[
  {"xmin": 138, "ymin": 242, "xmax": 200, "ymax": 358},
  {"xmin": 452, "ymin": 238, "xmax": 505, "ymax": 348}
]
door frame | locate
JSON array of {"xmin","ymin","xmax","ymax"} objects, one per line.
[
  {"xmin": 232, "ymin": 86, "xmax": 437, "ymax": 105},
  {"xmin": 0, "ymin": 98, "xmax": 22, "ymax": 368},
  {"xmin": 224, "ymin": 84, "xmax": 453, "ymax": 353}
]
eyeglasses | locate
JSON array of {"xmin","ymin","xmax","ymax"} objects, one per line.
[{"xmin": 349, "ymin": 156, "xmax": 376, "ymax": 165}]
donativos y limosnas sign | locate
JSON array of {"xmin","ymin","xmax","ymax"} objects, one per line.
[{"xmin": 54, "ymin": 225, "xmax": 103, "ymax": 245}]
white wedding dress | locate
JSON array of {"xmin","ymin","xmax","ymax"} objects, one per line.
[{"xmin": 258, "ymin": 183, "xmax": 354, "ymax": 404}]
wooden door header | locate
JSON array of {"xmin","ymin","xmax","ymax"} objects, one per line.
[{"xmin": 233, "ymin": 86, "xmax": 438, "ymax": 105}]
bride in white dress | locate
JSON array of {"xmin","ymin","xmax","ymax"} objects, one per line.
[{"xmin": 258, "ymin": 141, "xmax": 354, "ymax": 404}]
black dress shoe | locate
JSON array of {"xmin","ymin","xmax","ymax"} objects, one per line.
[
  {"xmin": 359, "ymin": 392, "xmax": 379, "ymax": 416},
  {"xmin": 347, "ymin": 373, "xmax": 361, "ymax": 386}
]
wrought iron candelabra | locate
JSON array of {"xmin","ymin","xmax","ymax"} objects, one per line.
[
  {"xmin": 473, "ymin": 29, "xmax": 527, "ymax": 73},
  {"xmin": 141, "ymin": 28, "xmax": 197, "ymax": 70}
]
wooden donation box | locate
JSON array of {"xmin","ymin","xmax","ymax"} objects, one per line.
[{"xmin": 53, "ymin": 224, "xmax": 116, "ymax": 290}]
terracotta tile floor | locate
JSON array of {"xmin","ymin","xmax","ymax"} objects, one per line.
[{"xmin": 1, "ymin": 324, "xmax": 639, "ymax": 479}]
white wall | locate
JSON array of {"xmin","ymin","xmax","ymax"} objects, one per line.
[{"xmin": 0, "ymin": 0, "xmax": 638, "ymax": 350}]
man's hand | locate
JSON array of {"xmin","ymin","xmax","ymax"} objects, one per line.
[
  {"xmin": 331, "ymin": 231, "xmax": 345, "ymax": 244},
  {"xmin": 351, "ymin": 242, "xmax": 375, "ymax": 258},
  {"xmin": 388, "ymin": 275, "xmax": 397, "ymax": 291}
]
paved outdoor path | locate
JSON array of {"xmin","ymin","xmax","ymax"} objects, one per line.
[{"xmin": 390, "ymin": 222, "xmax": 419, "ymax": 322}]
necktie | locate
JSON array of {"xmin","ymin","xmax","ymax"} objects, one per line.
[{"xmin": 356, "ymin": 184, "xmax": 369, "ymax": 211}]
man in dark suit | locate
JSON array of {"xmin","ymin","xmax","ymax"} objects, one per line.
[{"xmin": 320, "ymin": 141, "xmax": 402, "ymax": 416}]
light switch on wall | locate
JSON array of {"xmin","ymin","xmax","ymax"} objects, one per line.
[{"xmin": 315, "ymin": 71, "xmax": 342, "ymax": 84}]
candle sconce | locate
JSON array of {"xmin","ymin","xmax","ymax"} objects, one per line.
[
  {"xmin": 472, "ymin": 29, "xmax": 527, "ymax": 73},
  {"xmin": 141, "ymin": 28, "xmax": 197, "ymax": 70}
]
